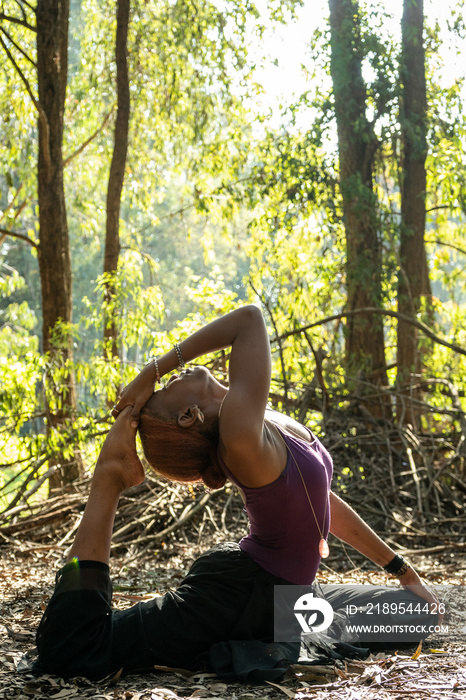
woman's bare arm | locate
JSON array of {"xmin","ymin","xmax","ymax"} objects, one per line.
[
  {"xmin": 329, "ymin": 491, "xmax": 395, "ymax": 566},
  {"xmin": 329, "ymin": 491, "xmax": 441, "ymax": 616},
  {"xmin": 115, "ymin": 305, "xmax": 270, "ymax": 422},
  {"xmin": 115, "ymin": 305, "xmax": 279, "ymax": 485}
]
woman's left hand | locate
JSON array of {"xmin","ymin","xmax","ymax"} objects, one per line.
[
  {"xmin": 113, "ymin": 363, "xmax": 157, "ymax": 425},
  {"xmin": 398, "ymin": 566, "xmax": 444, "ymax": 623}
]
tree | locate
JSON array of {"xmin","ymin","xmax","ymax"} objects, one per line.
[
  {"xmin": 396, "ymin": 0, "xmax": 432, "ymax": 422},
  {"xmin": 0, "ymin": 0, "xmax": 82, "ymax": 488},
  {"xmin": 103, "ymin": 0, "xmax": 130, "ymax": 365},
  {"xmin": 328, "ymin": 0, "xmax": 389, "ymax": 414},
  {"xmin": 37, "ymin": 0, "xmax": 84, "ymax": 489}
]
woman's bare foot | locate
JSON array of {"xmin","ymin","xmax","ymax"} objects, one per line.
[{"xmin": 94, "ymin": 406, "xmax": 146, "ymax": 492}]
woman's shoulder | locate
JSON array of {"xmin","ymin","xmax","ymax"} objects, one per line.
[{"xmin": 218, "ymin": 410, "xmax": 289, "ymax": 489}]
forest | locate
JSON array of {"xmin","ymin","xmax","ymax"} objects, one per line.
[{"xmin": 1, "ymin": 0, "xmax": 466, "ymax": 697}]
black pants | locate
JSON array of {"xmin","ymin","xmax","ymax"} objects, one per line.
[{"xmin": 35, "ymin": 543, "xmax": 437, "ymax": 682}]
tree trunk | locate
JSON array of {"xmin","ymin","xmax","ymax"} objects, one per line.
[
  {"xmin": 36, "ymin": 0, "xmax": 82, "ymax": 489},
  {"xmin": 329, "ymin": 0, "xmax": 389, "ymax": 417},
  {"xmin": 397, "ymin": 0, "xmax": 432, "ymax": 423},
  {"xmin": 103, "ymin": 0, "xmax": 130, "ymax": 366}
]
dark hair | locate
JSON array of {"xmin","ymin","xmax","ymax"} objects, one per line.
[{"xmin": 138, "ymin": 409, "xmax": 226, "ymax": 490}]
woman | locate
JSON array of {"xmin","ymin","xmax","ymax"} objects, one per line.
[{"xmin": 35, "ymin": 306, "xmax": 441, "ymax": 682}]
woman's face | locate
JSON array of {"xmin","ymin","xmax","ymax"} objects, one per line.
[{"xmin": 145, "ymin": 366, "xmax": 226, "ymax": 418}]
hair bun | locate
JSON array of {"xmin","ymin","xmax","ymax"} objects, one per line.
[{"xmin": 201, "ymin": 459, "xmax": 226, "ymax": 490}]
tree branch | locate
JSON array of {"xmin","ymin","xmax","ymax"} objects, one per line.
[
  {"xmin": 121, "ymin": 491, "xmax": 214, "ymax": 551},
  {"xmin": 426, "ymin": 204, "xmax": 455, "ymax": 213},
  {"xmin": 14, "ymin": 0, "xmax": 36, "ymax": 15},
  {"xmin": 275, "ymin": 307, "xmax": 466, "ymax": 357},
  {"xmin": 0, "ymin": 181, "xmax": 27, "ymax": 222},
  {"xmin": 63, "ymin": 108, "xmax": 115, "ymax": 167},
  {"xmin": 0, "ymin": 227, "xmax": 38, "ymax": 248},
  {"xmin": 0, "ymin": 12, "xmax": 35, "ymax": 32},
  {"xmin": 0, "ymin": 33, "xmax": 51, "ymax": 175},
  {"xmin": 250, "ymin": 280, "xmax": 290, "ymax": 407},
  {"xmin": 0, "ymin": 25, "xmax": 36, "ymax": 67},
  {"xmin": 11, "ymin": 0, "xmax": 29, "ymax": 24},
  {"xmin": 425, "ymin": 237, "xmax": 466, "ymax": 257}
]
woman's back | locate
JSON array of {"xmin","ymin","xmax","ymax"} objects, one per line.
[{"xmin": 218, "ymin": 423, "xmax": 333, "ymax": 585}]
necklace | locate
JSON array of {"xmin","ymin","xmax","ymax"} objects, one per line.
[{"xmin": 276, "ymin": 428, "xmax": 330, "ymax": 559}]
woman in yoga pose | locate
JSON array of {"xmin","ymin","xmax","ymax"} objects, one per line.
[{"xmin": 36, "ymin": 306, "xmax": 441, "ymax": 681}]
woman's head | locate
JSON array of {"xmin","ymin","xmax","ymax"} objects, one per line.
[{"xmin": 138, "ymin": 367, "xmax": 227, "ymax": 490}]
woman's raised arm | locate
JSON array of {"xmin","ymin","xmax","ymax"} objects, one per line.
[{"xmin": 114, "ymin": 305, "xmax": 271, "ymax": 429}]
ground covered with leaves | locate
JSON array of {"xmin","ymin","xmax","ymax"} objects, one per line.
[
  {"xmin": 1, "ymin": 539, "xmax": 465, "ymax": 700},
  {"xmin": 1, "ymin": 418, "xmax": 466, "ymax": 699}
]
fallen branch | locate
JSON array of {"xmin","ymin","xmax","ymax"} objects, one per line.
[
  {"xmin": 117, "ymin": 490, "xmax": 214, "ymax": 547},
  {"xmin": 276, "ymin": 307, "xmax": 466, "ymax": 357}
]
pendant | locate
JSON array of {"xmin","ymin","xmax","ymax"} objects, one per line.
[{"xmin": 319, "ymin": 538, "xmax": 329, "ymax": 558}]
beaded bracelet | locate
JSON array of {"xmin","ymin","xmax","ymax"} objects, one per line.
[
  {"xmin": 150, "ymin": 357, "xmax": 161, "ymax": 384},
  {"xmin": 174, "ymin": 343, "xmax": 185, "ymax": 368},
  {"xmin": 383, "ymin": 554, "xmax": 410, "ymax": 577}
]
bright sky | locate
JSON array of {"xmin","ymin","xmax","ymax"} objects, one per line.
[{"xmin": 250, "ymin": 0, "xmax": 465, "ymax": 116}]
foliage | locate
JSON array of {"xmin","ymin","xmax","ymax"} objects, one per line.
[{"xmin": 1, "ymin": 0, "xmax": 466, "ymax": 509}]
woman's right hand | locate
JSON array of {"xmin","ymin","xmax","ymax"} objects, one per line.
[
  {"xmin": 113, "ymin": 362, "xmax": 157, "ymax": 425},
  {"xmin": 398, "ymin": 566, "xmax": 444, "ymax": 624}
]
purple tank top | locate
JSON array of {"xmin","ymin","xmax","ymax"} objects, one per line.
[{"xmin": 218, "ymin": 425, "xmax": 333, "ymax": 585}]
